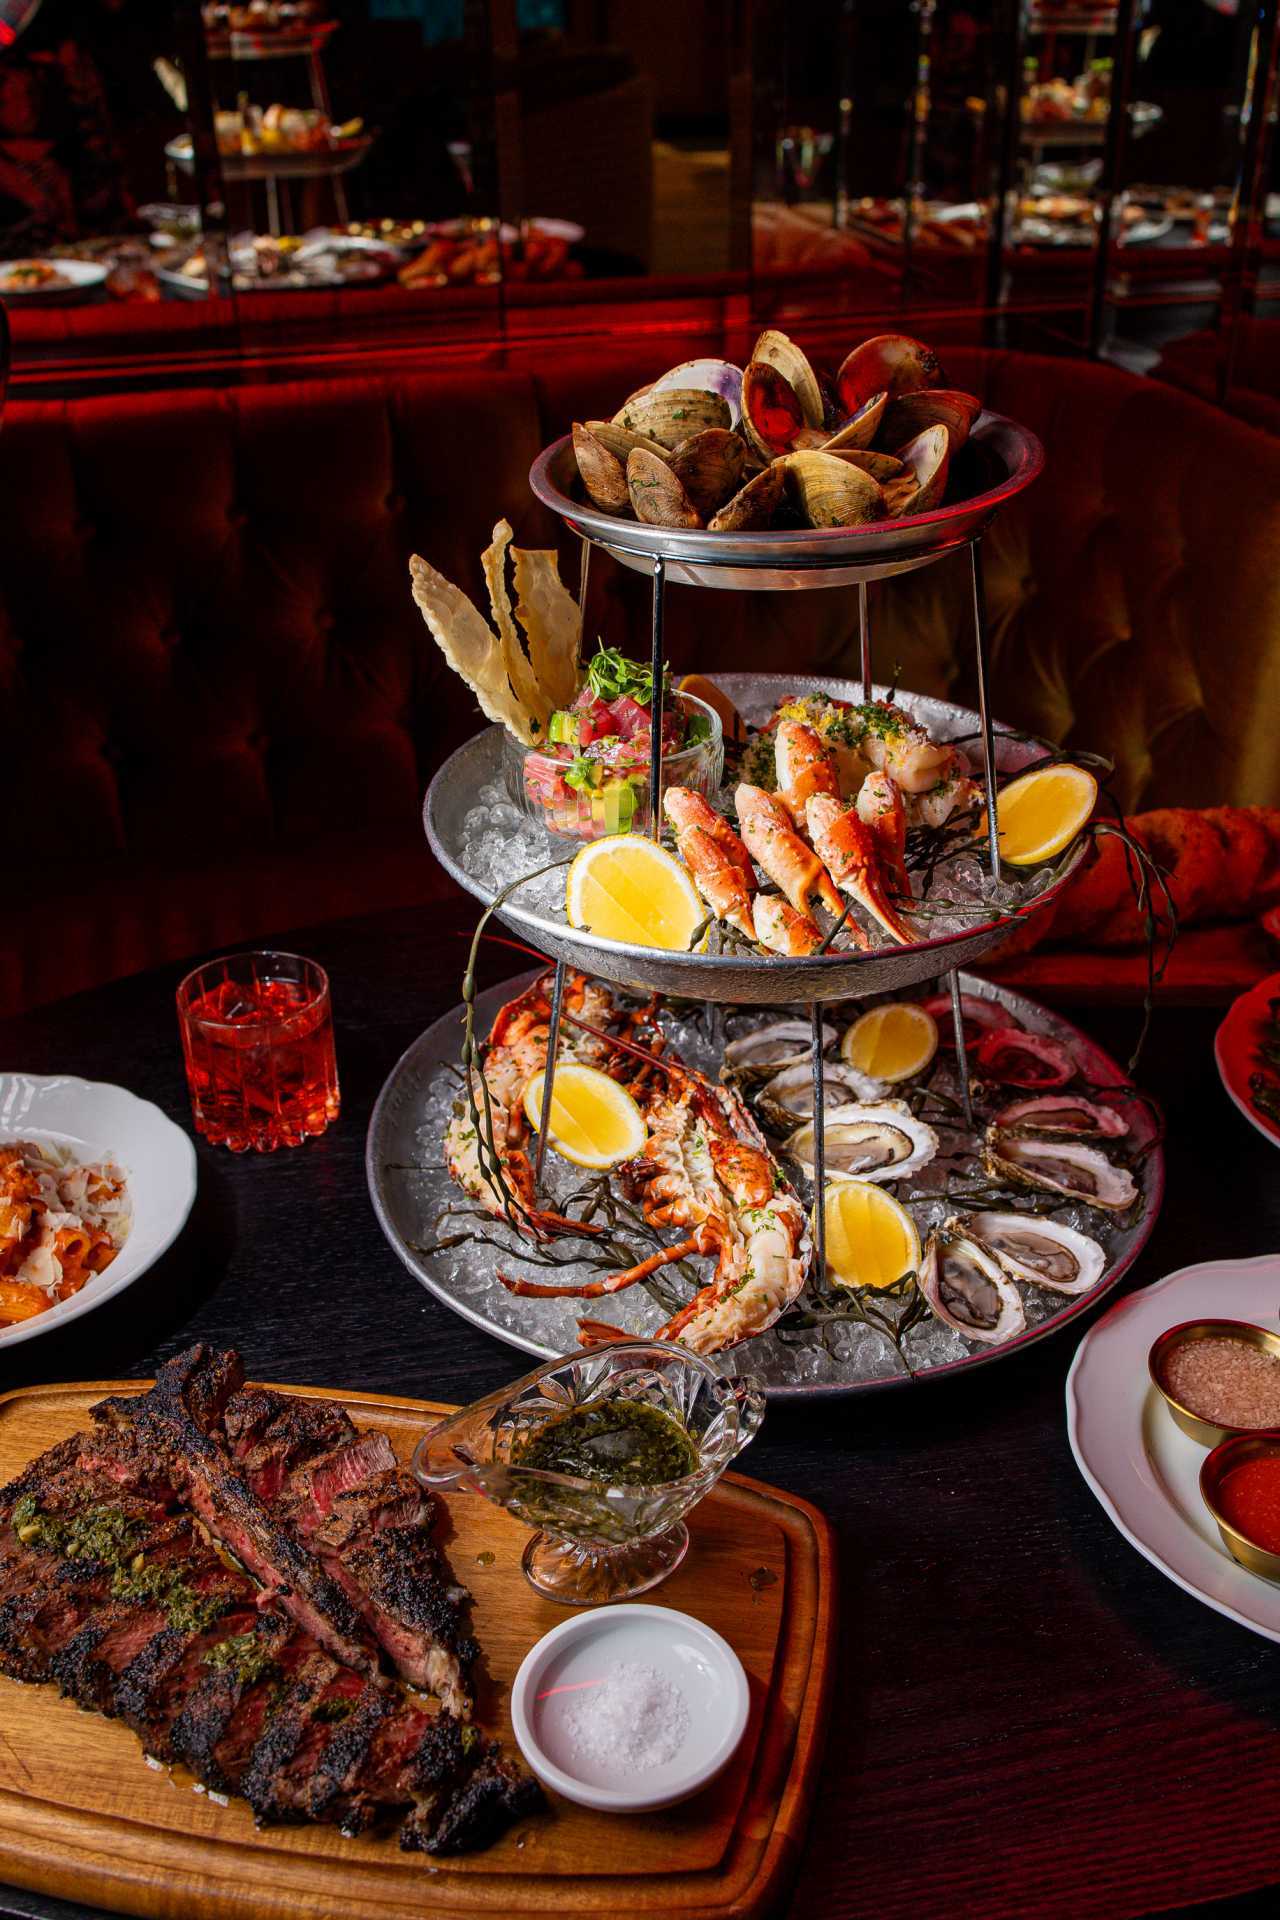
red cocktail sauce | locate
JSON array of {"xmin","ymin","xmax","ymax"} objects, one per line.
[{"xmin": 1217, "ymin": 1452, "xmax": 1280, "ymax": 1555}]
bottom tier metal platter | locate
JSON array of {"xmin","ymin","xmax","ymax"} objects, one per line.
[
  {"xmin": 424, "ymin": 673, "xmax": 1089, "ymax": 1006},
  {"xmin": 367, "ymin": 971, "xmax": 1164, "ymax": 1401}
]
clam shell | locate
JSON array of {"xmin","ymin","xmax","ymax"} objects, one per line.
[
  {"xmin": 741, "ymin": 360, "xmax": 808, "ymax": 461},
  {"xmin": 752, "ymin": 328, "xmax": 824, "ymax": 426},
  {"xmin": 836, "ymin": 333, "xmax": 944, "ymax": 415},
  {"xmin": 881, "ymin": 475, "xmax": 923, "ymax": 517},
  {"xmin": 669, "ymin": 427, "xmax": 748, "ymax": 520},
  {"xmin": 612, "ymin": 386, "xmax": 731, "ymax": 451},
  {"xmin": 572, "ymin": 422, "xmax": 630, "ymax": 513},
  {"xmin": 626, "ymin": 447, "xmax": 702, "ymax": 528},
  {"xmin": 882, "ymin": 388, "xmax": 981, "ymax": 454},
  {"xmin": 781, "ymin": 450, "xmax": 886, "ymax": 530},
  {"xmin": 787, "ymin": 1100, "xmax": 938, "ymax": 1184},
  {"xmin": 649, "ymin": 358, "xmax": 744, "ymax": 427},
  {"xmin": 821, "ymin": 390, "xmax": 888, "ymax": 451},
  {"xmin": 824, "ymin": 448, "xmax": 907, "ymax": 482},
  {"xmin": 966, "ymin": 1209, "xmax": 1106, "ymax": 1295},
  {"xmin": 894, "ymin": 423, "xmax": 951, "ymax": 515},
  {"xmin": 708, "ymin": 462, "xmax": 787, "ymax": 532},
  {"xmin": 584, "ymin": 419, "xmax": 671, "ymax": 462},
  {"xmin": 920, "ymin": 1219, "xmax": 1026, "ymax": 1344},
  {"xmin": 982, "ymin": 1128, "xmax": 1138, "ymax": 1212}
]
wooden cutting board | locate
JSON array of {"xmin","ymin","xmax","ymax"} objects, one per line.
[{"xmin": 0, "ymin": 1380, "xmax": 835, "ymax": 1920}]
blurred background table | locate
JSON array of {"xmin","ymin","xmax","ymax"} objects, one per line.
[{"xmin": 1, "ymin": 898, "xmax": 1278, "ymax": 1920}]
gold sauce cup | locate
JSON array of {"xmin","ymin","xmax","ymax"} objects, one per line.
[
  {"xmin": 1200, "ymin": 1431, "xmax": 1280, "ymax": 1582},
  {"xmin": 1148, "ymin": 1318, "xmax": 1280, "ymax": 1448}
]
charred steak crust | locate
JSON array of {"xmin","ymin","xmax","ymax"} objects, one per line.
[{"xmin": 0, "ymin": 1346, "xmax": 539, "ymax": 1856}]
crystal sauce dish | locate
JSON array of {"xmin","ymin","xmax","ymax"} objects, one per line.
[
  {"xmin": 411, "ymin": 1342, "xmax": 764, "ymax": 1604},
  {"xmin": 502, "ymin": 690, "xmax": 723, "ymax": 843}
]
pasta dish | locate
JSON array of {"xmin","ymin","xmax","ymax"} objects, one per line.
[{"xmin": 0, "ymin": 1141, "xmax": 130, "ymax": 1326}]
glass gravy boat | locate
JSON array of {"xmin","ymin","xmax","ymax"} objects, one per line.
[{"xmin": 412, "ymin": 1342, "xmax": 765, "ymax": 1605}]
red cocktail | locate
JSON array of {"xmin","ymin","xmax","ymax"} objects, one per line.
[{"xmin": 177, "ymin": 952, "xmax": 340, "ymax": 1152}]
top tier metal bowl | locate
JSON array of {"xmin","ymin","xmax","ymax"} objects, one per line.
[
  {"xmin": 528, "ymin": 410, "xmax": 1044, "ymax": 592},
  {"xmin": 424, "ymin": 672, "xmax": 1088, "ymax": 1006}
]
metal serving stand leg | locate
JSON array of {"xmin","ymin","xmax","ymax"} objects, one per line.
[
  {"xmin": 968, "ymin": 538, "xmax": 1002, "ymax": 880},
  {"xmin": 533, "ymin": 958, "xmax": 568, "ymax": 1190},
  {"xmin": 648, "ymin": 556, "xmax": 667, "ymax": 842},
  {"xmin": 948, "ymin": 968, "xmax": 975, "ymax": 1131},
  {"xmin": 810, "ymin": 1003, "xmax": 827, "ymax": 1284},
  {"xmin": 858, "ymin": 580, "xmax": 873, "ymax": 702}
]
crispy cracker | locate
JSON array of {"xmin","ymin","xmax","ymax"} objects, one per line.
[
  {"xmin": 481, "ymin": 521, "xmax": 552, "ymax": 740},
  {"xmin": 511, "ymin": 546, "xmax": 582, "ymax": 711},
  {"xmin": 408, "ymin": 553, "xmax": 539, "ymax": 745}
]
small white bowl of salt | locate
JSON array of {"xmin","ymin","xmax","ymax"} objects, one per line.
[{"xmin": 509, "ymin": 1603, "xmax": 750, "ymax": 1813}]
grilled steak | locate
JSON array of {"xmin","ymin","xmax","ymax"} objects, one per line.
[{"xmin": 0, "ymin": 1347, "xmax": 542, "ymax": 1855}]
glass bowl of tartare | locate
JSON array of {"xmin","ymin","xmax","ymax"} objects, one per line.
[{"xmin": 503, "ymin": 676, "xmax": 722, "ymax": 843}]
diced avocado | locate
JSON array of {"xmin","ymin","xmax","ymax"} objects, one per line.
[
  {"xmin": 547, "ymin": 709, "xmax": 580, "ymax": 747},
  {"xmin": 592, "ymin": 780, "xmax": 638, "ymax": 836}
]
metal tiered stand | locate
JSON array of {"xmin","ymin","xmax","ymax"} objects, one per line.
[{"xmin": 424, "ymin": 408, "xmax": 1074, "ymax": 1299}]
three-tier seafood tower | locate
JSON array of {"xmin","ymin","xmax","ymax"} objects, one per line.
[{"xmin": 386, "ymin": 328, "xmax": 1164, "ymax": 1397}]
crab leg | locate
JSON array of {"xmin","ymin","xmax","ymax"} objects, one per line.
[
  {"xmin": 752, "ymin": 893, "xmax": 822, "ymax": 956},
  {"xmin": 774, "ymin": 719, "xmax": 841, "ymax": 827},
  {"xmin": 806, "ymin": 792, "xmax": 915, "ymax": 944},
  {"xmin": 855, "ymin": 769, "xmax": 911, "ymax": 899},
  {"xmin": 497, "ymin": 1229, "xmax": 709, "ymax": 1299},
  {"xmin": 736, "ymin": 783, "xmax": 844, "ymax": 919},
  {"xmin": 663, "ymin": 786, "xmax": 756, "ymax": 938}
]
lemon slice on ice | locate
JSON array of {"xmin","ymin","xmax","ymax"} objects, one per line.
[
  {"xmin": 522, "ymin": 1062, "xmax": 648, "ymax": 1170},
  {"xmin": 821, "ymin": 1181, "xmax": 921, "ymax": 1291},
  {"xmin": 566, "ymin": 834, "xmax": 705, "ymax": 950},
  {"xmin": 987, "ymin": 764, "xmax": 1098, "ymax": 867},
  {"xmin": 841, "ymin": 1002, "xmax": 938, "ymax": 1082}
]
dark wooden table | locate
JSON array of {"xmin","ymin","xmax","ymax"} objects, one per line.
[{"xmin": 2, "ymin": 900, "xmax": 1278, "ymax": 1920}]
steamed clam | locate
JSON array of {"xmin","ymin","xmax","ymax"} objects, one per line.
[
  {"xmin": 965, "ymin": 1210, "xmax": 1106, "ymax": 1296},
  {"xmin": 570, "ymin": 323, "xmax": 968, "ymax": 533},
  {"xmin": 920, "ymin": 1218, "xmax": 1027, "ymax": 1345},
  {"xmin": 787, "ymin": 1100, "xmax": 938, "ymax": 1184},
  {"xmin": 983, "ymin": 1128, "xmax": 1138, "ymax": 1212}
]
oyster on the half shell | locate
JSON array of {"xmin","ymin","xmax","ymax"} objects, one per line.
[
  {"xmin": 755, "ymin": 1059, "xmax": 883, "ymax": 1131},
  {"xmin": 723, "ymin": 1020, "xmax": 837, "ymax": 1079},
  {"xmin": 995, "ymin": 1094, "xmax": 1129, "ymax": 1139},
  {"xmin": 919, "ymin": 1218, "xmax": 1027, "ymax": 1345},
  {"xmin": 982, "ymin": 1128, "xmax": 1138, "ymax": 1212},
  {"xmin": 787, "ymin": 1100, "xmax": 938, "ymax": 1184},
  {"xmin": 966, "ymin": 1209, "xmax": 1106, "ymax": 1296}
]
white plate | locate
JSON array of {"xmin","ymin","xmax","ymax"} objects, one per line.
[
  {"xmin": 1214, "ymin": 971, "xmax": 1280, "ymax": 1153},
  {"xmin": 510, "ymin": 1603, "xmax": 749, "ymax": 1813},
  {"xmin": 1067, "ymin": 1252, "xmax": 1280, "ymax": 1641},
  {"xmin": 0, "ymin": 259, "xmax": 108, "ymax": 301},
  {"xmin": 0, "ymin": 1074, "xmax": 196, "ymax": 1350}
]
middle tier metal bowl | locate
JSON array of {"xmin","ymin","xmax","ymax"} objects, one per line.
[
  {"xmin": 424, "ymin": 671, "xmax": 1087, "ymax": 1006},
  {"xmin": 528, "ymin": 409, "xmax": 1044, "ymax": 591}
]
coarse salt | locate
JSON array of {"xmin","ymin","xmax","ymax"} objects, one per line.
[{"xmin": 561, "ymin": 1661, "xmax": 689, "ymax": 1774}]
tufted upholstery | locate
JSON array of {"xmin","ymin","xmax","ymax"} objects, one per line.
[{"xmin": 2, "ymin": 349, "xmax": 1278, "ymax": 1016}]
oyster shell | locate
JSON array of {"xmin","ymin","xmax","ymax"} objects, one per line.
[
  {"xmin": 972, "ymin": 1027, "xmax": 1074, "ymax": 1088},
  {"xmin": 722, "ymin": 1020, "xmax": 837, "ymax": 1078},
  {"xmin": 982, "ymin": 1128, "xmax": 1138, "ymax": 1212},
  {"xmin": 754, "ymin": 1059, "xmax": 883, "ymax": 1131},
  {"xmin": 787, "ymin": 1100, "xmax": 938, "ymax": 1184},
  {"xmin": 920, "ymin": 1218, "xmax": 1026, "ymax": 1344},
  {"xmin": 995, "ymin": 1094, "xmax": 1129, "ymax": 1139},
  {"xmin": 966, "ymin": 1210, "xmax": 1106, "ymax": 1296}
]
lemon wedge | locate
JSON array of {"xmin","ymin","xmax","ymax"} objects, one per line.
[
  {"xmin": 521, "ymin": 1062, "xmax": 647, "ymax": 1170},
  {"xmin": 987, "ymin": 764, "xmax": 1098, "ymax": 867},
  {"xmin": 841, "ymin": 1002, "xmax": 938, "ymax": 1082},
  {"xmin": 565, "ymin": 834, "xmax": 706, "ymax": 950},
  {"xmin": 821, "ymin": 1181, "xmax": 921, "ymax": 1290}
]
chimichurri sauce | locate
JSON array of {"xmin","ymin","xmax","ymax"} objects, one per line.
[{"xmin": 517, "ymin": 1400, "xmax": 697, "ymax": 1486}]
